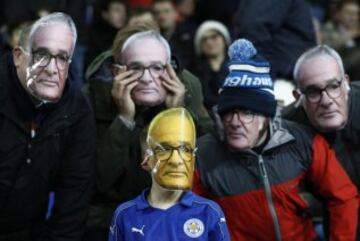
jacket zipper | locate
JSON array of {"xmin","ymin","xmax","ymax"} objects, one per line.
[{"xmin": 258, "ymin": 155, "xmax": 282, "ymax": 241}]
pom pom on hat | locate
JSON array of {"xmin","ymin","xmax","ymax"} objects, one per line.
[
  {"xmin": 217, "ymin": 39, "xmax": 277, "ymax": 117},
  {"xmin": 228, "ymin": 39, "xmax": 257, "ymax": 61}
]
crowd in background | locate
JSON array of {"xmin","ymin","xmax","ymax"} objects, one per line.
[{"xmin": 1, "ymin": 0, "xmax": 360, "ymax": 108}]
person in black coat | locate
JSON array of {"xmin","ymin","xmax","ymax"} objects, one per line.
[{"xmin": 0, "ymin": 13, "xmax": 95, "ymax": 241}]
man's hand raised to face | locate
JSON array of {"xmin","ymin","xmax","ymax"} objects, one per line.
[
  {"xmin": 111, "ymin": 65, "xmax": 138, "ymax": 121},
  {"xmin": 161, "ymin": 64, "xmax": 186, "ymax": 108}
]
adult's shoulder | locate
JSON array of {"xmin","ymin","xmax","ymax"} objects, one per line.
[
  {"xmin": 197, "ymin": 133, "xmax": 219, "ymax": 149},
  {"xmin": 60, "ymin": 84, "xmax": 94, "ymax": 119},
  {"xmin": 196, "ymin": 133, "xmax": 225, "ymax": 168},
  {"xmin": 348, "ymin": 81, "xmax": 360, "ymax": 130},
  {"xmin": 279, "ymin": 118, "xmax": 318, "ymax": 159},
  {"xmin": 85, "ymin": 50, "xmax": 113, "ymax": 84},
  {"xmin": 0, "ymin": 54, "xmax": 12, "ymax": 101},
  {"xmin": 281, "ymin": 102, "xmax": 310, "ymax": 126},
  {"xmin": 178, "ymin": 68, "xmax": 202, "ymax": 98}
]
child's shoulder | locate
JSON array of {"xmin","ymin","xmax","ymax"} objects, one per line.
[{"xmin": 114, "ymin": 200, "xmax": 137, "ymax": 216}]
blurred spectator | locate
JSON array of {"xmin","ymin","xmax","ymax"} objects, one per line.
[
  {"xmin": 175, "ymin": 0, "xmax": 195, "ymax": 23},
  {"xmin": 127, "ymin": 0, "xmax": 153, "ymax": 9},
  {"xmin": 152, "ymin": 0, "xmax": 198, "ymax": 69},
  {"xmin": 232, "ymin": 0, "xmax": 316, "ymax": 81},
  {"xmin": 8, "ymin": 21, "xmax": 33, "ymax": 50},
  {"xmin": 322, "ymin": 0, "xmax": 360, "ymax": 49},
  {"xmin": 127, "ymin": 6, "xmax": 157, "ymax": 27},
  {"xmin": 85, "ymin": 0, "xmax": 128, "ymax": 68},
  {"xmin": 322, "ymin": 0, "xmax": 360, "ymax": 81},
  {"xmin": 195, "ymin": 0, "xmax": 239, "ymax": 31},
  {"xmin": 60, "ymin": 0, "xmax": 95, "ymax": 88},
  {"xmin": 1, "ymin": 0, "xmax": 61, "ymax": 26},
  {"xmin": 191, "ymin": 20, "xmax": 231, "ymax": 113},
  {"xmin": 0, "ymin": 1, "xmax": 53, "ymax": 55}
]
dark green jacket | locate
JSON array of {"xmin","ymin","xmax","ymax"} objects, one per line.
[{"xmin": 84, "ymin": 51, "xmax": 213, "ymax": 227}]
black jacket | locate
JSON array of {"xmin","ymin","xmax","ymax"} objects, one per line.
[
  {"xmin": 233, "ymin": 0, "xmax": 316, "ymax": 80},
  {"xmin": 0, "ymin": 54, "xmax": 96, "ymax": 241}
]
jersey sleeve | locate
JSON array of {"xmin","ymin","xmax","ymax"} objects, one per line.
[
  {"xmin": 108, "ymin": 208, "xmax": 124, "ymax": 241},
  {"xmin": 208, "ymin": 201, "xmax": 231, "ymax": 241}
]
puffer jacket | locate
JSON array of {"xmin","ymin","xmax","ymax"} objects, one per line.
[{"xmin": 194, "ymin": 116, "xmax": 358, "ymax": 241}]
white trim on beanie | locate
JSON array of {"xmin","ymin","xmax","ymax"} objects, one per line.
[
  {"xmin": 229, "ymin": 64, "xmax": 270, "ymax": 74},
  {"xmin": 194, "ymin": 20, "xmax": 231, "ymax": 56}
]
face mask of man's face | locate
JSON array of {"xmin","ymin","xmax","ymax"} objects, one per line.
[{"xmin": 146, "ymin": 108, "xmax": 196, "ymax": 190}]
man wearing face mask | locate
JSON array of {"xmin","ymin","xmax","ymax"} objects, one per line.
[
  {"xmin": 282, "ymin": 45, "xmax": 360, "ymax": 239},
  {"xmin": 193, "ymin": 39, "xmax": 358, "ymax": 241},
  {"xmin": 109, "ymin": 108, "xmax": 229, "ymax": 241},
  {"xmin": 0, "ymin": 13, "xmax": 95, "ymax": 241},
  {"xmin": 84, "ymin": 27, "xmax": 213, "ymax": 241}
]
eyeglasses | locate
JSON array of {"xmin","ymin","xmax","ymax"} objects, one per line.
[
  {"xmin": 32, "ymin": 49, "xmax": 71, "ymax": 70},
  {"xmin": 127, "ymin": 64, "xmax": 166, "ymax": 79},
  {"xmin": 152, "ymin": 145, "xmax": 196, "ymax": 163},
  {"xmin": 223, "ymin": 110, "xmax": 256, "ymax": 124},
  {"xmin": 302, "ymin": 79, "xmax": 343, "ymax": 103}
]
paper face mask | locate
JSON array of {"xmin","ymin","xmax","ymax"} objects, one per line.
[{"xmin": 146, "ymin": 108, "xmax": 196, "ymax": 190}]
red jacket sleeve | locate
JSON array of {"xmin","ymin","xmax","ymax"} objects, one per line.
[{"xmin": 307, "ymin": 134, "xmax": 358, "ymax": 241}]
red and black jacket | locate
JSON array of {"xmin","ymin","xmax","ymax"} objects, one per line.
[{"xmin": 194, "ymin": 118, "xmax": 358, "ymax": 241}]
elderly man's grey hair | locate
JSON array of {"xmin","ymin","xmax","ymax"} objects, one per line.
[
  {"xmin": 29, "ymin": 12, "xmax": 77, "ymax": 57},
  {"xmin": 120, "ymin": 31, "xmax": 171, "ymax": 63},
  {"xmin": 18, "ymin": 24, "xmax": 33, "ymax": 51},
  {"xmin": 293, "ymin": 45, "xmax": 345, "ymax": 86}
]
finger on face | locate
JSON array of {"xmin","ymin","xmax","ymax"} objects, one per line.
[
  {"xmin": 165, "ymin": 63, "xmax": 181, "ymax": 82},
  {"xmin": 116, "ymin": 77, "xmax": 138, "ymax": 94},
  {"xmin": 165, "ymin": 63, "xmax": 176, "ymax": 77},
  {"xmin": 161, "ymin": 79, "xmax": 178, "ymax": 93},
  {"xmin": 160, "ymin": 71, "xmax": 181, "ymax": 87},
  {"xmin": 112, "ymin": 64, "xmax": 126, "ymax": 76},
  {"xmin": 126, "ymin": 80, "xmax": 138, "ymax": 92},
  {"xmin": 113, "ymin": 70, "xmax": 137, "ymax": 84}
]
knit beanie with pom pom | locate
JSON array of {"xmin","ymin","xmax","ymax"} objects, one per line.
[{"xmin": 217, "ymin": 39, "xmax": 277, "ymax": 117}]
